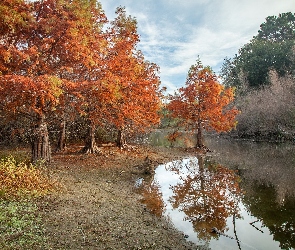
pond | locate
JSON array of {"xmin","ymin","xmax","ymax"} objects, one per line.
[{"xmin": 137, "ymin": 134, "xmax": 295, "ymax": 249}]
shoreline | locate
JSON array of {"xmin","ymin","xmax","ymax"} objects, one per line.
[{"xmin": 36, "ymin": 144, "xmax": 204, "ymax": 250}]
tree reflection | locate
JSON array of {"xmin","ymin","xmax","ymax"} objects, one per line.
[
  {"xmin": 243, "ymin": 182, "xmax": 295, "ymax": 249},
  {"xmin": 137, "ymin": 175, "xmax": 166, "ymax": 217},
  {"xmin": 168, "ymin": 156, "xmax": 243, "ymax": 241}
]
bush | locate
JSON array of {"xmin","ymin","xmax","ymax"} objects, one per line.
[
  {"xmin": 234, "ymin": 71, "xmax": 295, "ymax": 140},
  {"xmin": 0, "ymin": 156, "xmax": 56, "ymax": 200}
]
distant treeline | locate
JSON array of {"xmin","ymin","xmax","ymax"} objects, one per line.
[{"xmin": 220, "ymin": 12, "xmax": 295, "ymax": 141}]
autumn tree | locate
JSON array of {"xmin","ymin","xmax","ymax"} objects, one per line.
[
  {"xmin": 49, "ymin": 0, "xmax": 107, "ymax": 152},
  {"xmin": 106, "ymin": 7, "xmax": 161, "ymax": 148},
  {"xmin": 59, "ymin": 1, "xmax": 109, "ymax": 154},
  {"xmin": 0, "ymin": 0, "xmax": 56, "ymax": 162},
  {"xmin": 167, "ymin": 59, "xmax": 239, "ymax": 148},
  {"xmin": 0, "ymin": 0, "xmax": 107, "ymax": 162},
  {"xmin": 70, "ymin": 7, "xmax": 161, "ymax": 152}
]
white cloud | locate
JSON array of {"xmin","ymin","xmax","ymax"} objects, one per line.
[
  {"xmin": 160, "ymin": 79, "xmax": 178, "ymax": 95},
  {"xmin": 100, "ymin": 0, "xmax": 294, "ymax": 92}
]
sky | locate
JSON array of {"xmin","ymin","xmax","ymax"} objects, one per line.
[{"xmin": 99, "ymin": 0, "xmax": 294, "ymax": 94}]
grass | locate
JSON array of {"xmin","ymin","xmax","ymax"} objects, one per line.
[
  {"xmin": 0, "ymin": 148, "xmax": 31, "ymax": 165},
  {"xmin": 0, "ymin": 200, "xmax": 48, "ymax": 249},
  {"xmin": 0, "ymin": 150, "xmax": 57, "ymax": 249}
]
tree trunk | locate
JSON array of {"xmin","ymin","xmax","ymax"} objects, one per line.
[
  {"xmin": 196, "ymin": 121, "xmax": 203, "ymax": 148},
  {"xmin": 197, "ymin": 155, "xmax": 205, "ymax": 199},
  {"xmin": 31, "ymin": 117, "xmax": 51, "ymax": 164},
  {"xmin": 82, "ymin": 120, "xmax": 100, "ymax": 154},
  {"xmin": 56, "ymin": 120, "xmax": 66, "ymax": 152},
  {"xmin": 116, "ymin": 129, "xmax": 127, "ymax": 148},
  {"xmin": 233, "ymin": 213, "xmax": 241, "ymax": 250}
]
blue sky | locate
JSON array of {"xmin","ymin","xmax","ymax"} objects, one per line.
[{"xmin": 99, "ymin": 0, "xmax": 294, "ymax": 94}]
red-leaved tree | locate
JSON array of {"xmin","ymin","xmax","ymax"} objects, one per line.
[
  {"xmin": 0, "ymin": 0, "xmax": 107, "ymax": 162},
  {"xmin": 167, "ymin": 59, "xmax": 239, "ymax": 148},
  {"xmin": 107, "ymin": 7, "xmax": 161, "ymax": 148}
]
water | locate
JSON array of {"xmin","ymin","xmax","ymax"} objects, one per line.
[{"xmin": 138, "ymin": 135, "xmax": 295, "ymax": 249}]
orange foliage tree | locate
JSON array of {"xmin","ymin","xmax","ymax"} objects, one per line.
[
  {"xmin": 75, "ymin": 7, "xmax": 161, "ymax": 152},
  {"xmin": 106, "ymin": 7, "xmax": 161, "ymax": 148},
  {"xmin": 0, "ymin": 0, "xmax": 107, "ymax": 161},
  {"xmin": 60, "ymin": 2, "xmax": 109, "ymax": 154},
  {"xmin": 0, "ymin": 1, "xmax": 162, "ymax": 160},
  {"xmin": 167, "ymin": 59, "xmax": 239, "ymax": 148}
]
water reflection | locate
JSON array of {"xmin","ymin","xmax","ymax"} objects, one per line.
[
  {"xmin": 168, "ymin": 156, "xmax": 242, "ymax": 242},
  {"xmin": 206, "ymin": 137, "xmax": 295, "ymax": 249},
  {"xmin": 243, "ymin": 183, "xmax": 295, "ymax": 250},
  {"xmin": 137, "ymin": 156, "xmax": 295, "ymax": 249},
  {"xmin": 137, "ymin": 157, "xmax": 249, "ymax": 249},
  {"xmin": 139, "ymin": 133, "xmax": 295, "ymax": 248},
  {"xmin": 205, "ymin": 137, "xmax": 295, "ymax": 205},
  {"xmin": 137, "ymin": 176, "xmax": 166, "ymax": 217}
]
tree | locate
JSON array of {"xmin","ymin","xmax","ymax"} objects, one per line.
[
  {"xmin": 70, "ymin": 7, "xmax": 161, "ymax": 152},
  {"xmin": 106, "ymin": 7, "xmax": 161, "ymax": 148},
  {"xmin": 220, "ymin": 57, "xmax": 242, "ymax": 89},
  {"xmin": 167, "ymin": 60, "xmax": 239, "ymax": 148},
  {"xmin": 256, "ymin": 12, "xmax": 295, "ymax": 42},
  {"xmin": 62, "ymin": 1, "xmax": 109, "ymax": 154},
  {"xmin": 221, "ymin": 12, "xmax": 295, "ymax": 88},
  {"xmin": 0, "ymin": 0, "xmax": 107, "ymax": 162},
  {"xmin": 237, "ymin": 39, "xmax": 294, "ymax": 87}
]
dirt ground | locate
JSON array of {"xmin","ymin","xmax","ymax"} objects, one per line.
[{"xmin": 38, "ymin": 144, "xmax": 204, "ymax": 250}]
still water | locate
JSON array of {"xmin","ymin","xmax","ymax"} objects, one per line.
[{"xmin": 138, "ymin": 135, "xmax": 295, "ymax": 249}]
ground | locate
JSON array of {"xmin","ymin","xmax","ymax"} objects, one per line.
[{"xmin": 37, "ymin": 144, "xmax": 203, "ymax": 250}]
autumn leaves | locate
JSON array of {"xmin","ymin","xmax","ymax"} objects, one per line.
[
  {"xmin": 167, "ymin": 60, "xmax": 239, "ymax": 148},
  {"xmin": 0, "ymin": 1, "xmax": 161, "ymax": 161},
  {"xmin": 0, "ymin": 0, "xmax": 238, "ymax": 162}
]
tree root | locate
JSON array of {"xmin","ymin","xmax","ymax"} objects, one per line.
[{"xmin": 80, "ymin": 145, "xmax": 102, "ymax": 154}]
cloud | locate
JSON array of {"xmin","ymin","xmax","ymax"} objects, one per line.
[{"xmin": 100, "ymin": 0, "xmax": 294, "ymax": 92}]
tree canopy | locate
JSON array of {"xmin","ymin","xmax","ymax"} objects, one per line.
[
  {"xmin": 221, "ymin": 12, "xmax": 295, "ymax": 89},
  {"xmin": 0, "ymin": 0, "xmax": 162, "ymax": 161},
  {"xmin": 167, "ymin": 60, "xmax": 239, "ymax": 148}
]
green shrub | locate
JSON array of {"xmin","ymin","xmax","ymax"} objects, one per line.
[{"xmin": 0, "ymin": 200, "xmax": 48, "ymax": 249}]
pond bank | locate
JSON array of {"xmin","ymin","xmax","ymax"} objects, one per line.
[{"xmin": 37, "ymin": 144, "xmax": 204, "ymax": 250}]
